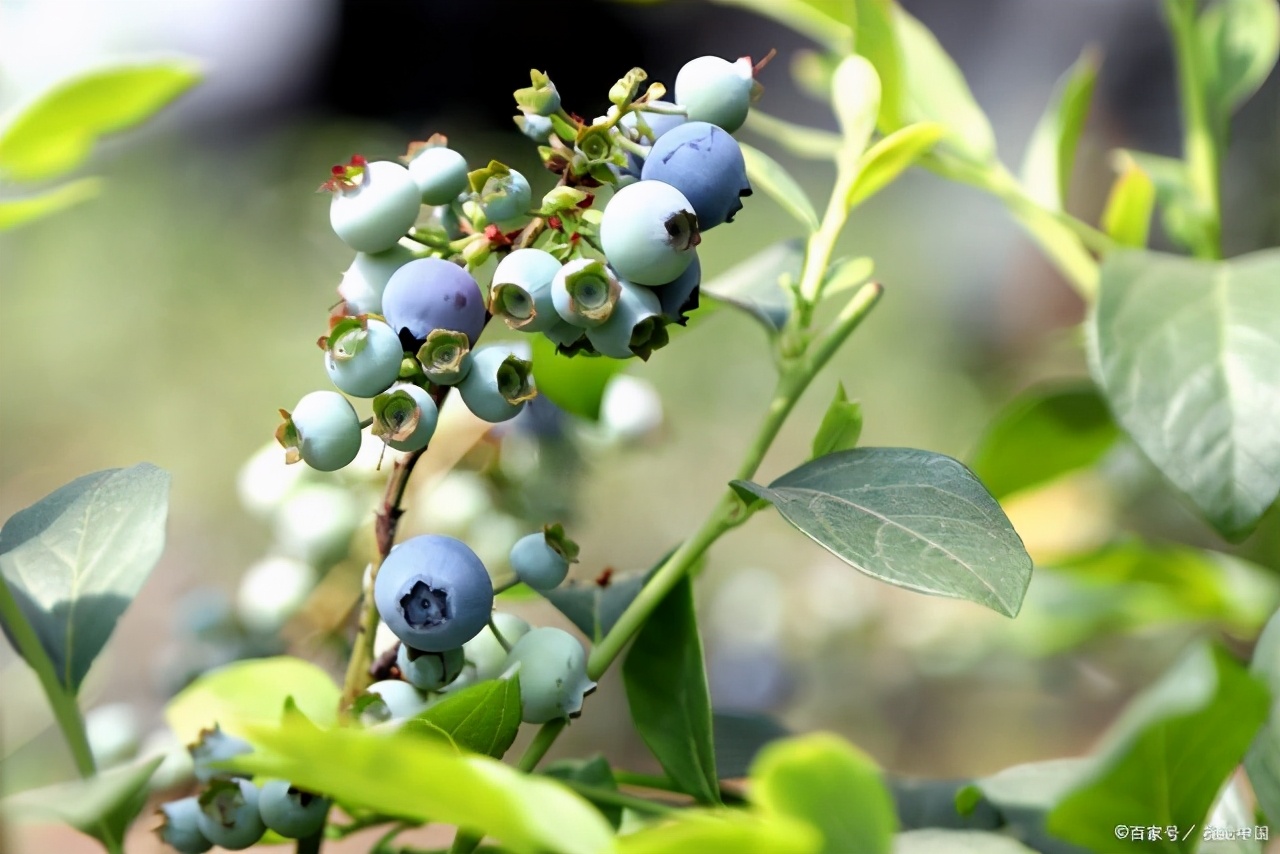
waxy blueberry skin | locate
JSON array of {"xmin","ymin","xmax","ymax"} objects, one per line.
[
  {"xmin": 490, "ymin": 248, "xmax": 563, "ymax": 333},
  {"xmin": 374, "ymin": 535, "xmax": 494, "ymax": 652},
  {"xmin": 257, "ymin": 780, "xmax": 331, "ymax": 840},
  {"xmin": 674, "ymin": 55, "xmax": 754, "ymax": 133},
  {"xmin": 324, "ymin": 318, "xmax": 404, "ymax": 398},
  {"xmin": 195, "ymin": 779, "xmax": 266, "ymax": 851},
  {"xmin": 458, "ymin": 345, "xmax": 536, "ymax": 423},
  {"xmin": 585, "ymin": 278, "xmax": 663, "ymax": 360},
  {"xmin": 287, "ymin": 391, "xmax": 362, "ymax": 472},
  {"xmin": 382, "ymin": 257, "xmax": 487, "ymax": 346},
  {"xmin": 642, "ymin": 121, "xmax": 751, "ymax": 230},
  {"xmin": 505, "ymin": 628, "xmax": 596, "ymax": 723},
  {"xmin": 409, "ymin": 146, "xmax": 469, "ymax": 206},
  {"xmin": 397, "ymin": 643, "xmax": 465, "ymax": 691},
  {"xmin": 329, "ymin": 160, "xmax": 422, "ymax": 254},
  {"xmin": 158, "ymin": 797, "xmax": 213, "ymax": 854},
  {"xmin": 508, "ymin": 533, "xmax": 570, "ymax": 590},
  {"xmin": 599, "ymin": 180, "xmax": 700, "ymax": 286},
  {"xmin": 337, "ymin": 244, "xmax": 415, "ymax": 316},
  {"xmin": 381, "ymin": 383, "xmax": 439, "ymax": 453}
]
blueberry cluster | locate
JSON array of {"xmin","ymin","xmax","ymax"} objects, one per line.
[
  {"xmin": 157, "ymin": 727, "xmax": 330, "ymax": 852},
  {"xmin": 275, "ymin": 55, "xmax": 758, "ymax": 475}
]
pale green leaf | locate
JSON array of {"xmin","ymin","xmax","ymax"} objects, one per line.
[
  {"xmin": 1020, "ymin": 50, "xmax": 1099, "ymax": 211},
  {"xmin": 409, "ymin": 676, "xmax": 522, "ymax": 758},
  {"xmin": 831, "ymin": 54, "xmax": 882, "ymax": 157},
  {"xmin": 1101, "ymin": 157, "xmax": 1156, "ymax": 247},
  {"xmin": 1245, "ymin": 608, "xmax": 1280, "ymax": 827},
  {"xmin": 738, "ymin": 142, "xmax": 820, "ymax": 232},
  {"xmin": 616, "ymin": 809, "xmax": 821, "ymax": 854},
  {"xmin": 811, "ymin": 383, "xmax": 863, "ymax": 459},
  {"xmin": 1199, "ymin": 0, "xmax": 1280, "ymax": 137},
  {"xmin": 846, "ymin": 122, "xmax": 945, "ymax": 208},
  {"xmin": 1, "ymin": 756, "xmax": 162, "ymax": 849},
  {"xmin": 700, "ymin": 239, "xmax": 802, "ymax": 334},
  {"xmin": 0, "ymin": 178, "xmax": 101, "ymax": 231}
]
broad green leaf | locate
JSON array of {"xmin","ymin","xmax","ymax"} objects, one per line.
[
  {"xmin": 970, "ymin": 758, "xmax": 1093, "ymax": 854},
  {"xmin": 0, "ymin": 463, "xmax": 170, "ymax": 692},
  {"xmin": 531, "ymin": 333, "xmax": 623, "ymax": 421},
  {"xmin": 623, "ymin": 574, "xmax": 720, "ymax": 804},
  {"xmin": 894, "ymin": 830, "xmax": 1039, "ymax": 854},
  {"xmin": 811, "ymin": 383, "xmax": 863, "ymax": 459},
  {"xmin": 1245, "ymin": 608, "xmax": 1280, "ymax": 826},
  {"xmin": 616, "ymin": 809, "xmax": 821, "ymax": 854},
  {"xmin": 1101, "ymin": 157, "xmax": 1156, "ymax": 248},
  {"xmin": 164, "ymin": 656, "xmax": 340, "ymax": 742},
  {"xmin": 1087, "ymin": 249, "xmax": 1280, "ymax": 538},
  {"xmin": 1, "ymin": 755, "xmax": 162, "ymax": 849},
  {"xmin": 1199, "ymin": 0, "xmax": 1280, "ymax": 141},
  {"xmin": 853, "ymin": 0, "xmax": 905, "ymax": 130},
  {"xmin": 733, "ymin": 448, "xmax": 1033, "ymax": 617},
  {"xmin": 820, "ymin": 256, "xmax": 875, "ymax": 301},
  {"xmin": 738, "ymin": 142, "xmax": 820, "ymax": 232},
  {"xmin": 714, "ymin": 711, "xmax": 791, "ymax": 779},
  {"xmin": 0, "ymin": 178, "xmax": 101, "ymax": 231},
  {"xmin": 969, "ymin": 383, "xmax": 1118, "ymax": 499},
  {"xmin": 541, "ymin": 550, "xmax": 666, "ymax": 643},
  {"xmin": 831, "ymin": 54, "xmax": 882, "ymax": 157},
  {"xmin": 846, "ymin": 122, "xmax": 945, "ymax": 208},
  {"xmin": 708, "ymin": 0, "xmax": 853, "ymax": 53},
  {"xmin": 410, "ymin": 676, "xmax": 521, "ymax": 758},
  {"xmin": 544, "ymin": 755, "xmax": 623, "ymax": 828},
  {"xmin": 1020, "ymin": 50, "xmax": 1099, "ymax": 211},
  {"xmin": 751, "ymin": 733, "xmax": 896, "ymax": 854},
  {"xmin": 226, "ymin": 719, "xmax": 613, "ymax": 854},
  {"xmin": 1047, "ymin": 643, "xmax": 1270, "ymax": 853},
  {"xmin": 700, "ymin": 239, "xmax": 802, "ymax": 334},
  {"xmin": 0, "ymin": 60, "xmax": 201, "ymax": 181}
]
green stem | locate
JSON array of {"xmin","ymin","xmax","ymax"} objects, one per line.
[
  {"xmin": 448, "ymin": 830, "xmax": 483, "ymax": 854},
  {"xmin": 1164, "ymin": 0, "xmax": 1222, "ymax": 258},
  {"xmin": 488, "ymin": 617, "xmax": 512, "ymax": 653},
  {"xmin": 556, "ymin": 779, "xmax": 676, "ymax": 816},
  {"xmin": 517, "ymin": 718, "xmax": 566, "ymax": 771},
  {"xmin": 795, "ymin": 156, "xmax": 860, "ymax": 317},
  {"xmin": 612, "ymin": 771, "xmax": 681, "ymax": 792},
  {"xmin": 296, "ymin": 827, "xmax": 324, "ymax": 854}
]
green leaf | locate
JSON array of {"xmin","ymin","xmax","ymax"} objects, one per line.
[
  {"xmin": 1245, "ymin": 608, "xmax": 1280, "ymax": 827},
  {"xmin": 530, "ymin": 333, "xmax": 623, "ymax": 421},
  {"xmin": 1047, "ymin": 643, "xmax": 1270, "ymax": 853},
  {"xmin": 1101, "ymin": 156, "xmax": 1156, "ymax": 247},
  {"xmin": 853, "ymin": 0, "xmax": 905, "ymax": 131},
  {"xmin": 408, "ymin": 676, "xmax": 521, "ymax": 759},
  {"xmin": 0, "ymin": 60, "xmax": 201, "ymax": 182},
  {"xmin": 973, "ymin": 758, "xmax": 1093, "ymax": 854},
  {"xmin": 1087, "ymin": 248, "xmax": 1280, "ymax": 539},
  {"xmin": 894, "ymin": 830, "xmax": 1039, "ymax": 853},
  {"xmin": 1119, "ymin": 151, "xmax": 1217, "ymax": 257},
  {"xmin": 164, "ymin": 656, "xmax": 340, "ymax": 743},
  {"xmin": 714, "ymin": 711, "xmax": 791, "ymax": 779},
  {"xmin": 811, "ymin": 383, "xmax": 864, "ymax": 459},
  {"xmin": 226, "ymin": 718, "xmax": 613, "ymax": 854},
  {"xmin": 969, "ymin": 383, "xmax": 1118, "ymax": 499},
  {"xmin": 707, "ymin": 0, "xmax": 853, "ymax": 54},
  {"xmin": 733, "ymin": 448, "xmax": 1032, "ymax": 617},
  {"xmin": 0, "ymin": 178, "xmax": 101, "ymax": 230},
  {"xmin": 623, "ymin": 574, "xmax": 720, "ymax": 804},
  {"xmin": 845, "ymin": 122, "xmax": 945, "ymax": 209},
  {"xmin": 0, "ymin": 463, "xmax": 170, "ymax": 692},
  {"xmin": 700, "ymin": 239, "xmax": 802, "ymax": 334},
  {"xmin": 544, "ymin": 755, "xmax": 623, "ymax": 828},
  {"xmin": 831, "ymin": 54, "xmax": 882, "ymax": 158},
  {"xmin": 1199, "ymin": 0, "xmax": 1280, "ymax": 140},
  {"xmin": 738, "ymin": 142, "xmax": 820, "ymax": 232},
  {"xmin": 1020, "ymin": 49, "xmax": 1099, "ymax": 211},
  {"xmin": 541, "ymin": 552, "xmax": 665, "ymax": 644},
  {"xmin": 615, "ymin": 808, "xmax": 821, "ymax": 854},
  {"xmin": 820, "ymin": 256, "xmax": 875, "ymax": 301},
  {"xmin": 751, "ymin": 733, "xmax": 897, "ymax": 854},
  {"xmin": 1, "ymin": 755, "xmax": 162, "ymax": 849}
]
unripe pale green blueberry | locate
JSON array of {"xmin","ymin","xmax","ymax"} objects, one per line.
[
  {"xmin": 409, "ymin": 146, "xmax": 470, "ymax": 205},
  {"xmin": 196, "ymin": 779, "xmax": 266, "ymax": 851},
  {"xmin": 360, "ymin": 679, "xmax": 430, "ymax": 724},
  {"xmin": 490, "ymin": 248, "xmax": 563, "ymax": 333},
  {"xmin": 509, "ymin": 524, "xmax": 578, "ymax": 591},
  {"xmin": 447, "ymin": 612, "xmax": 532, "ymax": 691},
  {"xmin": 190, "ymin": 724, "xmax": 252, "ymax": 784},
  {"xmin": 599, "ymin": 180, "xmax": 699, "ymax": 286},
  {"xmin": 475, "ymin": 164, "xmax": 532, "ymax": 224},
  {"xmin": 586, "ymin": 277, "xmax": 666, "ymax": 359},
  {"xmin": 157, "ymin": 797, "xmax": 213, "ymax": 854},
  {"xmin": 552, "ymin": 259, "xmax": 621, "ymax": 328},
  {"xmin": 397, "ymin": 644, "xmax": 465, "ymax": 691},
  {"xmin": 329, "ymin": 160, "xmax": 422, "ymax": 253},
  {"xmin": 674, "ymin": 55, "xmax": 755, "ymax": 133},
  {"xmin": 375, "ymin": 383, "xmax": 439, "ymax": 452},
  {"xmin": 505, "ymin": 627, "xmax": 596, "ymax": 723},
  {"xmin": 257, "ymin": 780, "xmax": 331, "ymax": 839},
  {"xmin": 458, "ymin": 345, "xmax": 537, "ymax": 423},
  {"xmin": 337, "ymin": 244, "xmax": 415, "ymax": 316},
  {"xmin": 323, "ymin": 317, "xmax": 404, "ymax": 398},
  {"xmin": 276, "ymin": 391, "xmax": 362, "ymax": 472}
]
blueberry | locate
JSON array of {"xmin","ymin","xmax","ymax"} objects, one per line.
[
  {"xmin": 655, "ymin": 253, "xmax": 701, "ymax": 325},
  {"xmin": 505, "ymin": 628, "xmax": 596, "ymax": 723},
  {"xmin": 509, "ymin": 525, "xmax": 578, "ymax": 591},
  {"xmin": 599, "ymin": 180, "xmax": 699, "ymax": 286},
  {"xmin": 641, "ymin": 122, "xmax": 751, "ymax": 230},
  {"xmin": 324, "ymin": 317, "xmax": 404, "ymax": 398},
  {"xmin": 196, "ymin": 779, "xmax": 266, "ymax": 851},
  {"xmin": 381, "ymin": 257, "xmax": 486, "ymax": 347},
  {"xmin": 457, "ymin": 345, "xmax": 537, "ymax": 423},
  {"xmin": 360, "ymin": 679, "xmax": 430, "ymax": 724},
  {"xmin": 276, "ymin": 391, "xmax": 362, "ymax": 472},
  {"xmin": 397, "ymin": 644, "xmax": 465, "ymax": 691},
  {"xmin": 337, "ymin": 244, "xmax": 415, "ymax": 316},
  {"xmin": 446, "ymin": 612, "xmax": 532, "ymax": 692},
  {"xmin": 157, "ymin": 797, "xmax": 213, "ymax": 854},
  {"xmin": 329, "ymin": 160, "xmax": 422, "ymax": 254},
  {"xmin": 544, "ymin": 320, "xmax": 586, "ymax": 349},
  {"xmin": 586, "ymin": 276, "xmax": 667, "ymax": 359},
  {"xmin": 189, "ymin": 724, "xmax": 252, "ymax": 784},
  {"xmin": 474, "ymin": 163, "xmax": 532, "ymax": 224},
  {"xmin": 374, "ymin": 535, "xmax": 494, "ymax": 652},
  {"xmin": 257, "ymin": 780, "xmax": 330, "ymax": 839},
  {"xmin": 674, "ymin": 56, "xmax": 755, "ymax": 133},
  {"xmin": 514, "ymin": 114, "xmax": 553, "ymax": 142},
  {"xmin": 373, "ymin": 383, "xmax": 439, "ymax": 453},
  {"xmin": 552, "ymin": 258, "xmax": 621, "ymax": 328},
  {"xmin": 408, "ymin": 146, "xmax": 469, "ymax": 206},
  {"xmin": 416, "ymin": 329, "xmax": 472, "ymax": 385},
  {"xmin": 490, "ymin": 248, "xmax": 563, "ymax": 333}
]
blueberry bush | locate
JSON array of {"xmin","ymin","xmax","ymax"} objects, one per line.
[{"xmin": 2, "ymin": 0, "xmax": 1279, "ymax": 852}]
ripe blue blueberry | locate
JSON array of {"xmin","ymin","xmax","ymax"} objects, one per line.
[
  {"xmin": 552, "ymin": 258, "xmax": 621, "ymax": 328},
  {"xmin": 196, "ymin": 779, "xmax": 266, "ymax": 851},
  {"xmin": 397, "ymin": 644, "xmax": 465, "ymax": 691},
  {"xmin": 190, "ymin": 724, "xmax": 252, "ymax": 784},
  {"xmin": 360, "ymin": 679, "xmax": 430, "ymax": 724},
  {"xmin": 509, "ymin": 525, "xmax": 578, "ymax": 591},
  {"xmin": 674, "ymin": 56, "xmax": 755, "ymax": 133},
  {"xmin": 475, "ymin": 164, "xmax": 532, "ymax": 224},
  {"xmin": 505, "ymin": 628, "xmax": 596, "ymax": 723},
  {"xmin": 381, "ymin": 257, "xmax": 486, "ymax": 346},
  {"xmin": 374, "ymin": 384, "xmax": 439, "ymax": 453},
  {"xmin": 374, "ymin": 535, "xmax": 494, "ymax": 652},
  {"xmin": 329, "ymin": 160, "xmax": 422, "ymax": 254},
  {"xmin": 586, "ymin": 276, "xmax": 667, "ymax": 359},
  {"xmin": 656, "ymin": 253, "xmax": 701, "ymax": 325},
  {"xmin": 458, "ymin": 345, "xmax": 537, "ymax": 423},
  {"xmin": 641, "ymin": 121, "xmax": 751, "ymax": 229},
  {"xmin": 157, "ymin": 797, "xmax": 213, "ymax": 854},
  {"xmin": 257, "ymin": 780, "xmax": 330, "ymax": 839},
  {"xmin": 276, "ymin": 391, "xmax": 362, "ymax": 472},
  {"xmin": 599, "ymin": 181, "xmax": 699, "ymax": 286},
  {"xmin": 490, "ymin": 248, "xmax": 563, "ymax": 333},
  {"xmin": 408, "ymin": 146, "xmax": 469, "ymax": 206},
  {"xmin": 323, "ymin": 317, "xmax": 404, "ymax": 398},
  {"xmin": 337, "ymin": 244, "xmax": 415, "ymax": 316}
]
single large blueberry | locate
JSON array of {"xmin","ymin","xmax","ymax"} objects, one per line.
[
  {"xmin": 373, "ymin": 535, "xmax": 493, "ymax": 652},
  {"xmin": 641, "ymin": 122, "xmax": 751, "ymax": 230},
  {"xmin": 381, "ymin": 258, "xmax": 487, "ymax": 347}
]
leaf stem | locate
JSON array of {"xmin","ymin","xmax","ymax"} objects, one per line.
[
  {"xmin": 517, "ymin": 718, "xmax": 566, "ymax": 771},
  {"xmin": 555, "ymin": 779, "xmax": 676, "ymax": 816}
]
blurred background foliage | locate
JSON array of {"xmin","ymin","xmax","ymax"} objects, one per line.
[{"xmin": 1, "ymin": 0, "xmax": 1278, "ymax": 849}]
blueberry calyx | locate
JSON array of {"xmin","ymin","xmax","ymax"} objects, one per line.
[{"xmin": 400, "ymin": 580, "xmax": 449, "ymax": 629}]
